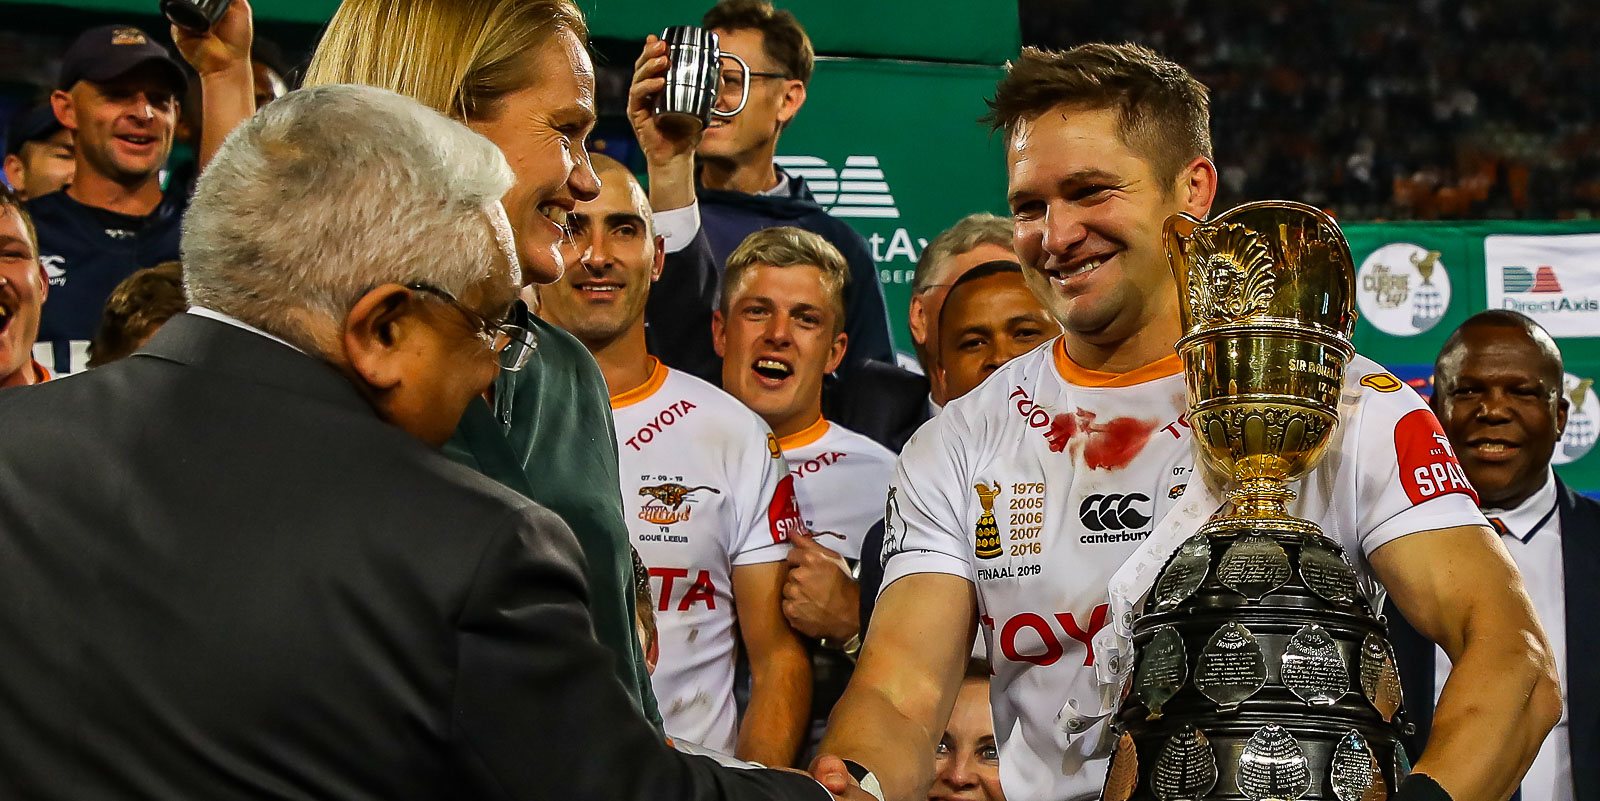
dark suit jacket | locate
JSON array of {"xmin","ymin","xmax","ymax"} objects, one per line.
[
  {"xmin": 822, "ymin": 360, "xmax": 932, "ymax": 455},
  {"xmin": 1387, "ymin": 476, "xmax": 1598, "ymax": 801},
  {"xmin": 0, "ymin": 314, "xmax": 825, "ymax": 801}
]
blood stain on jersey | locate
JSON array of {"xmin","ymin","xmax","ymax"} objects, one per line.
[
  {"xmin": 638, "ymin": 483, "xmax": 721, "ymax": 525},
  {"xmin": 1394, "ymin": 409, "xmax": 1478, "ymax": 504},
  {"xmin": 973, "ymin": 482, "xmax": 1004, "ymax": 559},
  {"xmin": 1045, "ymin": 409, "xmax": 1159, "ymax": 470}
]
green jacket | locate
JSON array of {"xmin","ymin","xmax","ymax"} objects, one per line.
[{"xmin": 444, "ymin": 311, "xmax": 661, "ymax": 728}]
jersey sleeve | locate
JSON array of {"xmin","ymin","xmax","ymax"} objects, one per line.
[
  {"xmin": 1347, "ymin": 376, "xmax": 1487, "ymax": 556},
  {"xmin": 731, "ymin": 419, "xmax": 800, "ymax": 567},
  {"xmin": 878, "ymin": 410, "xmax": 979, "ymax": 593}
]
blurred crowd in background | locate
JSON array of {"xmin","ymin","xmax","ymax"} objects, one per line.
[{"xmin": 1025, "ymin": 0, "xmax": 1600, "ymax": 220}]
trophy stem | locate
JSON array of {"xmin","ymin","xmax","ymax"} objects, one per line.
[{"xmin": 1199, "ymin": 479, "xmax": 1325, "ymax": 539}]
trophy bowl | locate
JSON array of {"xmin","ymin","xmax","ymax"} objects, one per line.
[{"xmin": 1165, "ymin": 201, "xmax": 1357, "ymax": 537}]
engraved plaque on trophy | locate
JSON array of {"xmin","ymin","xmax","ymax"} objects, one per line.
[
  {"xmin": 1282, "ymin": 624, "xmax": 1349, "ymax": 706},
  {"xmin": 1135, "ymin": 625, "xmax": 1188, "ymax": 719},
  {"xmin": 1195, "ymin": 621, "xmax": 1266, "ymax": 710},
  {"xmin": 1238, "ymin": 724, "xmax": 1313, "ymax": 801},
  {"xmin": 1330, "ymin": 730, "xmax": 1386, "ymax": 801},
  {"xmin": 1217, "ymin": 534, "xmax": 1291, "ymax": 601},
  {"xmin": 1299, "ymin": 537, "xmax": 1362, "ymax": 608},
  {"xmin": 1154, "ymin": 533, "xmax": 1212, "ymax": 612},
  {"xmin": 1153, "ymin": 726, "xmax": 1219, "ymax": 801},
  {"xmin": 1360, "ymin": 633, "xmax": 1403, "ymax": 722},
  {"xmin": 1102, "ymin": 732, "xmax": 1140, "ymax": 801}
]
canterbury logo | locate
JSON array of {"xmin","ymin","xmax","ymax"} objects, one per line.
[
  {"xmin": 1079, "ymin": 493, "xmax": 1152, "ymax": 532},
  {"xmin": 773, "ymin": 154, "xmax": 899, "ymax": 219}
]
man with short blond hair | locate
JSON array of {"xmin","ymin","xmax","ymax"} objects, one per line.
[
  {"xmin": 0, "ymin": 186, "xmax": 50, "ymax": 388},
  {"xmin": 716, "ymin": 226, "xmax": 896, "ymax": 755}
]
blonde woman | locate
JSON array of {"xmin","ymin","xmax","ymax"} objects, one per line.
[{"xmin": 295, "ymin": 0, "xmax": 674, "ymax": 730}]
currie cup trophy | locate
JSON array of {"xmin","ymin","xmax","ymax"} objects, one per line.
[{"xmin": 1104, "ymin": 202, "xmax": 1409, "ymax": 801}]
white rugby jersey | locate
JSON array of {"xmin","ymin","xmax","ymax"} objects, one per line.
[
  {"xmin": 880, "ymin": 338, "xmax": 1485, "ymax": 801},
  {"xmin": 612, "ymin": 359, "xmax": 805, "ymax": 752},
  {"xmin": 779, "ymin": 417, "xmax": 897, "ymax": 560}
]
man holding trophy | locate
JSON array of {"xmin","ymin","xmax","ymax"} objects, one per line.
[{"xmin": 809, "ymin": 44, "xmax": 1560, "ymax": 801}]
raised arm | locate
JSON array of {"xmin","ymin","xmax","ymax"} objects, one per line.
[
  {"xmin": 732, "ymin": 560, "xmax": 813, "ymax": 767},
  {"xmin": 1370, "ymin": 524, "xmax": 1561, "ymax": 801},
  {"xmin": 171, "ymin": 0, "xmax": 256, "ymax": 172},
  {"xmin": 812, "ymin": 572, "xmax": 977, "ymax": 801}
]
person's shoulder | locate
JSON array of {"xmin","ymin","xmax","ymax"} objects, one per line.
[
  {"xmin": 1342, "ymin": 353, "xmax": 1432, "ymax": 422},
  {"xmin": 825, "ymin": 421, "xmax": 897, "ymax": 466},
  {"xmin": 22, "ymin": 190, "xmax": 76, "ymax": 223},
  {"xmin": 945, "ymin": 337, "xmax": 1058, "ymax": 419},
  {"xmin": 661, "ymin": 366, "xmax": 759, "ymax": 417}
]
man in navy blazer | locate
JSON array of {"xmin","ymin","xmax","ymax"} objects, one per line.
[{"xmin": 1389, "ymin": 309, "xmax": 1596, "ymax": 801}]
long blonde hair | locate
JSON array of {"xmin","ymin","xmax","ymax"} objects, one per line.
[{"xmin": 303, "ymin": 0, "xmax": 588, "ymax": 122}]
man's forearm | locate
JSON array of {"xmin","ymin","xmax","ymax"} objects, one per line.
[
  {"xmin": 198, "ymin": 64, "xmax": 255, "ymax": 172},
  {"xmin": 736, "ymin": 649, "xmax": 811, "ymax": 767},
  {"xmin": 1415, "ymin": 632, "xmax": 1561, "ymax": 801},
  {"xmin": 817, "ymin": 684, "xmax": 940, "ymax": 801},
  {"xmin": 647, "ymin": 155, "xmax": 697, "ymax": 212}
]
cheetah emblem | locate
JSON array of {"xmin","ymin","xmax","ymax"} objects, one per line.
[{"xmin": 639, "ymin": 484, "xmax": 721, "ymax": 510}]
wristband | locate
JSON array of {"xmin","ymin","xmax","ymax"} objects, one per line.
[
  {"xmin": 841, "ymin": 759, "xmax": 886, "ymax": 801},
  {"xmin": 1395, "ymin": 774, "xmax": 1453, "ymax": 801}
]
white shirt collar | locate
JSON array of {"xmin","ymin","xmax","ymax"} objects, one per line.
[
  {"xmin": 186, "ymin": 307, "xmax": 304, "ymax": 354},
  {"xmin": 1482, "ymin": 468, "xmax": 1559, "ymax": 543}
]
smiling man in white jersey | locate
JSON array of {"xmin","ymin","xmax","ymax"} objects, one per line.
[
  {"xmin": 808, "ymin": 44, "xmax": 1560, "ymax": 801},
  {"xmin": 538, "ymin": 156, "xmax": 811, "ymax": 767},
  {"xmin": 713, "ymin": 228, "xmax": 896, "ymax": 646}
]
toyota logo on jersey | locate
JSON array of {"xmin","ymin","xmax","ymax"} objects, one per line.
[{"xmin": 1395, "ymin": 409, "xmax": 1478, "ymax": 504}]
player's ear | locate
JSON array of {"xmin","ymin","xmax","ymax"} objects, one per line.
[
  {"xmin": 1176, "ymin": 156, "xmax": 1218, "ymax": 219},
  {"xmin": 908, "ymin": 292, "xmax": 929, "ymax": 347},
  {"xmin": 711, "ymin": 310, "xmax": 726, "ymax": 358},
  {"xmin": 649, "ymin": 235, "xmax": 665, "ymax": 283},
  {"xmin": 50, "ymin": 90, "xmax": 76, "ymax": 131},
  {"xmin": 825, "ymin": 332, "xmax": 847, "ymax": 374}
]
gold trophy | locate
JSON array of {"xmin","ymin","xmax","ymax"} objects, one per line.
[
  {"xmin": 1107, "ymin": 202, "xmax": 1405, "ymax": 801},
  {"xmin": 1165, "ymin": 200, "xmax": 1357, "ymax": 539}
]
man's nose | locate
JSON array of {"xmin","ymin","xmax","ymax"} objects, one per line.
[
  {"xmin": 763, "ymin": 314, "xmax": 793, "ymax": 346},
  {"xmin": 1041, "ymin": 201, "xmax": 1088, "ymax": 257},
  {"xmin": 1475, "ymin": 389, "xmax": 1516, "ymax": 423}
]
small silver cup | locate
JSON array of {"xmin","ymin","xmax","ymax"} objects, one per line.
[{"xmin": 654, "ymin": 25, "xmax": 750, "ymax": 129}]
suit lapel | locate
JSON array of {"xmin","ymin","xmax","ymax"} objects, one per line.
[{"xmin": 1558, "ymin": 478, "xmax": 1599, "ymax": 801}]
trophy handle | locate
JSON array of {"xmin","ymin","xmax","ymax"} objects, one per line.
[{"xmin": 710, "ymin": 53, "xmax": 750, "ymax": 118}]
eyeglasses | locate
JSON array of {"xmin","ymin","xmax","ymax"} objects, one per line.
[
  {"xmin": 405, "ymin": 283, "xmax": 537, "ymax": 372},
  {"xmin": 715, "ymin": 61, "xmax": 791, "ymax": 109}
]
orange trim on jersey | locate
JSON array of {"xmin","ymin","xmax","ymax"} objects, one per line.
[
  {"xmin": 776, "ymin": 416, "xmax": 830, "ymax": 451},
  {"xmin": 31, "ymin": 359, "xmax": 52, "ymax": 383},
  {"xmin": 609, "ymin": 357, "xmax": 668, "ymax": 409},
  {"xmin": 1053, "ymin": 338, "xmax": 1183, "ymax": 388}
]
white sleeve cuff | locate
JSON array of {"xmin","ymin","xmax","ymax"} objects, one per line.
[
  {"xmin": 1361, "ymin": 491, "xmax": 1488, "ymax": 557},
  {"xmin": 878, "ymin": 550, "xmax": 975, "ymax": 598},
  {"xmin": 656, "ymin": 201, "xmax": 702, "ymax": 254}
]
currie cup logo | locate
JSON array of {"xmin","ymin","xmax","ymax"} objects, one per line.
[
  {"xmin": 1356, "ymin": 243, "xmax": 1452, "ymax": 336},
  {"xmin": 1556, "ymin": 374, "xmax": 1598, "ymax": 465}
]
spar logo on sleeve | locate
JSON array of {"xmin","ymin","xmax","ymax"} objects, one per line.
[
  {"xmin": 767, "ymin": 474, "xmax": 807, "ymax": 543},
  {"xmin": 1395, "ymin": 409, "xmax": 1478, "ymax": 504}
]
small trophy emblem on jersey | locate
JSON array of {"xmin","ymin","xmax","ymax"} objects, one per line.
[{"xmin": 973, "ymin": 482, "xmax": 1003, "ymax": 560}]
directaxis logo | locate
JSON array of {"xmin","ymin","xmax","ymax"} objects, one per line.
[{"xmin": 773, "ymin": 154, "xmax": 899, "ymax": 219}]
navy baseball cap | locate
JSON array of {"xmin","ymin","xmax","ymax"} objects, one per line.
[
  {"xmin": 57, "ymin": 25, "xmax": 188, "ymax": 93},
  {"xmin": 5, "ymin": 106, "xmax": 65, "ymax": 157}
]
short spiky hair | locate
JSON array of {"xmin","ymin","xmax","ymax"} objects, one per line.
[
  {"xmin": 983, "ymin": 43, "xmax": 1212, "ymax": 188},
  {"xmin": 703, "ymin": 0, "xmax": 814, "ymax": 85},
  {"xmin": 722, "ymin": 226, "xmax": 850, "ymax": 332}
]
